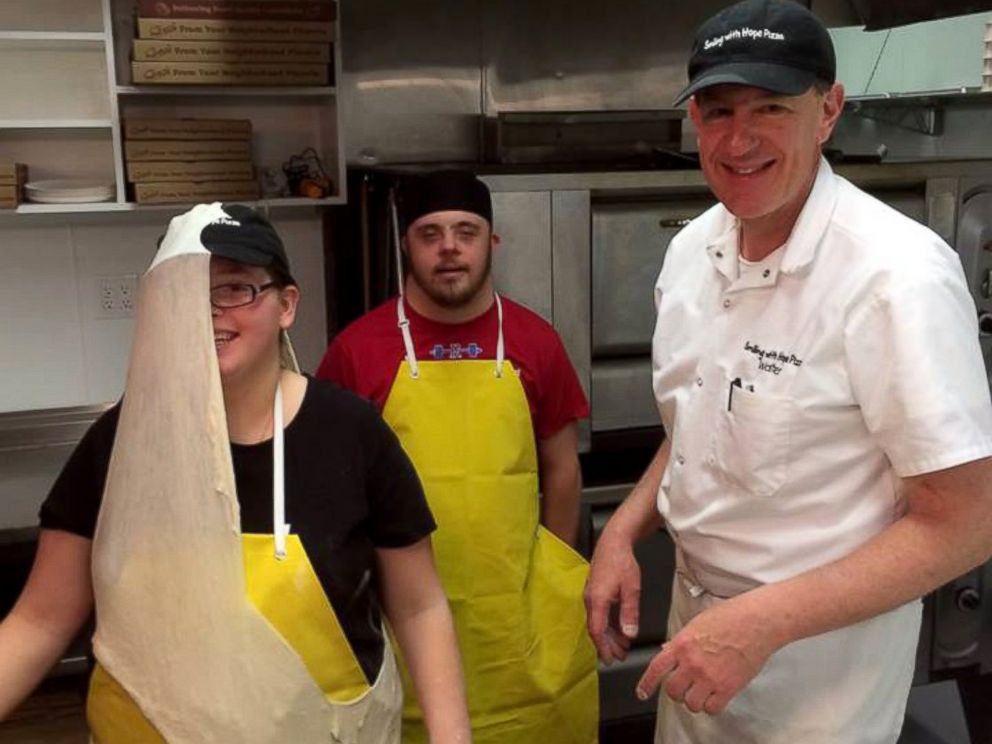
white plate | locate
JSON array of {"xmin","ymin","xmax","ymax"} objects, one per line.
[{"xmin": 24, "ymin": 180, "xmax": 115, "ymax": 203}]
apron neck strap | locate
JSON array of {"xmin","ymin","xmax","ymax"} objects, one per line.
[
  {"xmin": 493, "ymin": 292, "xmax": 505, "ymax": 378},
  {"xmin": 395, "ymin": 293, "xmax": 506, "ymax": 379},
  {"xmin": 273, "ymin": 381, "xmax": 289, "ymax": 560},
  {"xmin": 396, "ymin": 298, "xmax": 420, "ymax": 379}
]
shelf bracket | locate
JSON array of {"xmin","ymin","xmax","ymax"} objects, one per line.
[{"xmin": 848, "ymin": 100, "xmax": 943, "ymax": 137}]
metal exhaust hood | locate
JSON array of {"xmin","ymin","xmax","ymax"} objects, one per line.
[{"xmin": 830, "ymin": 0, "xmax": 992, "ymax": 30}]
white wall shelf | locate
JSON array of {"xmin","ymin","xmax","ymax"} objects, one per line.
[
  {"xmin": 0, "ymin": 0, "xmax": 334, "ymax": 417},
  {"xmin": 0, "ymin": 31, "xmax": 105, "ymax": 43},
  {"xmin": 0, "ymin": 119, "xmax": 113, "ymax": 129},
  {"xmin": 13, "ymin": 202, "xmax": 125, "ymax": 214},
  {"xmin": 10, "ymin": 196, "xmax": 344, "ymax": 215},
  {"xmin": 254, "ymin": 196, "xmax": 344, "ymax": 207},
  {"xmin": 116, "ymin": 86, "xmax": 337, "ymax": 97},
  {"xmin": 0, "ymin": 0, "xmax": 345, "ymax": 214}
]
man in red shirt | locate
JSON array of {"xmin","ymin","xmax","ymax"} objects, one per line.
[{"xmin": 317, "ymin": 169, "xmax": 598, "ymax": 744}]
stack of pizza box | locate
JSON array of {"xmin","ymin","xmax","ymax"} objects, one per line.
[
  {"xmin": 131, "ymin": 0, "xmax": 336, "ymax": 86},
  {"xmin": 123, "ymin": 118, "xmax": 259, "ymax": 204},
  {"xmin": 0, "ymin": 163, "xmax": 27, "ymax": 209}
]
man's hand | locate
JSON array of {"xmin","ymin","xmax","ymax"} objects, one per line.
[
  {"xmin": 584, "ymin": 529, "xmax": 642, "ymax": 663},
  {"xmin": 584, "ymin": 438, "xmax": 669, "ymax": 663},
  {"xmin": 635, "ymin": 590, "xmax": 781, "ymax": 714}
]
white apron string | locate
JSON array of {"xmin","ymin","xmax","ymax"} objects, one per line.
[
  {"xmin": 273, "ymin": 382, "xmax": 289, "ymax": 560},
  {"xmin": 494, "ymin": 293, "xmax": 505, "ymax": 378},
  {"xmin": 394, "ymin": 293, "xmax": 506, "ymax": 380},
  {"xmin": 396, "ymin": 298, "xmax": 420, "ymax": 380},
  {"xmin": 392, "ymin": 189, "xmax": 421, "ymax": 379}
]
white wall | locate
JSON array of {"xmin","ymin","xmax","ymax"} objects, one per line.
[
  {"xmin": 0, "ymin": 209, "xmax": 328, "ymax": 530},
  {"xmin": 0, "ymin": 209, "xmax": 327, "ymax": 413}
]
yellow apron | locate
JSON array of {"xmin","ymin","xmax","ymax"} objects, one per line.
[
  {"xmin": 87, "ymin": 533, "xmax": 381, "ymax": 742},
  {"xmin": 88, "ymin": 218, "xmax": 401, "ymax": 744},
  {"xmin": 383, "ymin": 295, "xmax": 599, "ymax": 744}
]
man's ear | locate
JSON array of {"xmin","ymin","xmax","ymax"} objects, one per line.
[
  {"xmin": 818, "ymin": 82, "xmax": 845, "ymax": 146},
  {"xmin": 490, "ymin": 232, "xmax": 501, "ymax": 249},
  {"xmin": 687, "ymin": 97, "xmax": 704, "ymax": 153},
  {"xmin": 687, "ymin": 96, "xmax": 703, "ymax": 129}
]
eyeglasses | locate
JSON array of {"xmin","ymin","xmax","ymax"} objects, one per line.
[{"xmin": 210, "ymin": 281, "xmax": 277, "ymax": 309}]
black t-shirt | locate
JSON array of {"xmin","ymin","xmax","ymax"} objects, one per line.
[{"xmin": 39, "ymin": 376, "xmax": 435, "ymax": 683}]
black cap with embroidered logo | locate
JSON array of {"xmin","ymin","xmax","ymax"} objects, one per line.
[
  {"xmin": 673, "ymin": 0, "xmax": 836, "ymax": 106},
  {"xmin": 398, "ymin": 169, "xmax": 493, "ymax": 233},
  {"xmin": 199, "ymin": 203, "xmax": 295, "ymax": 284}
]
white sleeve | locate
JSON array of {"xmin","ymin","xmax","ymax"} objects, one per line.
[{"xmin": 845, "ymin": 259, "xmax": 992, "ymax": 476}]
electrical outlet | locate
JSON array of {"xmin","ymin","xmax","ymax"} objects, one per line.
[{"xmin": 96, "ymin": 274, "xmax": 138, "ymax": 319}]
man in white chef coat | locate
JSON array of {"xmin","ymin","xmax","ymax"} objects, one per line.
[{"xmin": 585, "ymin": 1, "xmax": 992, "ymax": 742}]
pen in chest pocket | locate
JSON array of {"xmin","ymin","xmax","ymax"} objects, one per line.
[
  {"xmin": 727, "ymin": 377, "xmax": 755, "ymax": 411},
  {"xmin": 727, "ymin": 377, "xmax": 741, "ymax": 411}
]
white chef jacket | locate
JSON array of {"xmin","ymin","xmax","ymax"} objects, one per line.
[{"xmin": 652, "ymin": 158, "xmax": 992, "ymax": 594}]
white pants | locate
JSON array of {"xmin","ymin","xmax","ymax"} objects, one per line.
[{"xmin": 655, "ymin": 573, "xmax": 922, "ymax": 744}]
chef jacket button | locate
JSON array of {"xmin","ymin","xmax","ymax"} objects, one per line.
[
  {"xmin": 715, "ymin": 251, "xmax": 723, "ymax": 258},
  {"xmin": 676, "ymin": 453, "xmax": 686, "ymax": 466},
  {"xmin": 722, "ymin": 298, "xmax": 732, "ymax": 309},
  {"xmin": 762, "ymin": 269, "xmax": 771, "ymax": 278},
  {"xmin": 696, "ymin": 377, "xmax": 703, "ymax": 387}
]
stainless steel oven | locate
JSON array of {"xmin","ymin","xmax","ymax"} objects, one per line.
[{"xmin": 927, "ymin": 174, "xmax": 992, "ymax": 681}]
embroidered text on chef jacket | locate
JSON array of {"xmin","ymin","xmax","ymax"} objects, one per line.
[{"xmin": 652, "ymin": 159, "xmax": 992, "ymax": 595}]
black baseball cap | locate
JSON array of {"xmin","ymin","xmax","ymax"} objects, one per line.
[
  {"xmin": 200, "ymin": 203, "xmax": 295, "ymax": 284},
  {"xmin": 673, "ymin": 0, "xmax": 836, "ymax": 106},
  {"xmin": 398, "ymin": 170, "xmax": 493, "ymax": 233}
]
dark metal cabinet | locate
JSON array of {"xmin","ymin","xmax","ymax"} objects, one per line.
[{"xmin": 588, "ymin": 491, "xmax": 675, "ymax": 723}]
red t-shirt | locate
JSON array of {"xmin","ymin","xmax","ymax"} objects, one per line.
[{"xmin": 317, "ymin": 296, "xmax": 589, "ymax": 440}]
